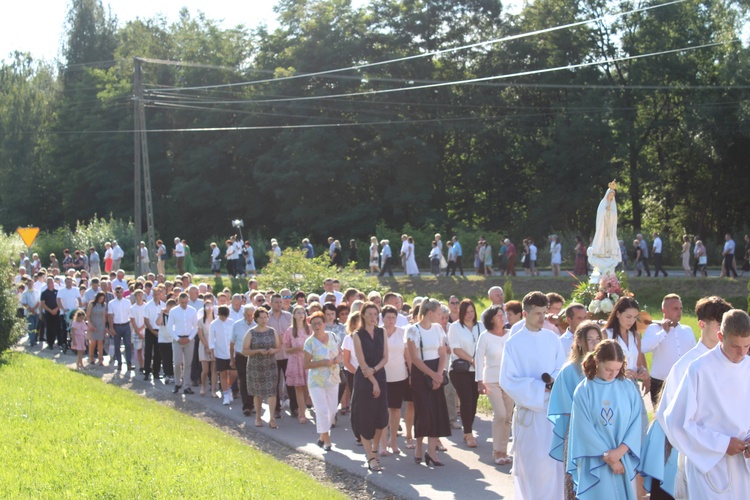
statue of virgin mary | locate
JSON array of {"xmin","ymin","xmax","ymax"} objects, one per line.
[{"xmin": 587, "ymin": 180, "xmax": 621, "ymax": 278}]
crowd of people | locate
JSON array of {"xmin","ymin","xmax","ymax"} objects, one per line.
[{"xmin": 12, "ymin": 250, "xmax": 750, "ymax": 498}]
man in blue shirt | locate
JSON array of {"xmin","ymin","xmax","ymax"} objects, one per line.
[
  {"xmin": 302, "ymin": 238, "xmax": 314, "ymax": 259},
  {"xmin": 451, "ymin": 236, "xmax": 464, "ymax": 276}
]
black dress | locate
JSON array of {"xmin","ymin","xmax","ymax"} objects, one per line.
[{"xmin": 350, "ymin": 327, "xmax": 389, "ymax": 440}]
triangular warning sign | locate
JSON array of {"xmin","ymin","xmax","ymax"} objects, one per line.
[{"xmin": 16, "ymin": 227, "xmax": 40, "ymax": 248}]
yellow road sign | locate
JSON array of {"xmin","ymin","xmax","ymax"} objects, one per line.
[{"xmin": 16, "ymin": 227, "xmax": 40, "ymax": 248}]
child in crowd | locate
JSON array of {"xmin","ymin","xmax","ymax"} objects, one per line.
[{"xmin": 71, "ymin": 309, "xmax": 88, "ymax": 370}]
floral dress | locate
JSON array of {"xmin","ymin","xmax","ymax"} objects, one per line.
[{"xmin": 246, "ymin": 328, "xmax": 278, "ymax": 398}]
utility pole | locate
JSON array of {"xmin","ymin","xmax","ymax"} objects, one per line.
[{"xmin": 133, "ymin": 57, "xmax": 157, "ymax": 275}]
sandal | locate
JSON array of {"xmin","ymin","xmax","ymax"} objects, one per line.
[
  {"xmin": 494, "ymin": 456, "xmax": 512, "ymax": 465},
  {"xmin": 367, "ymin": 457, "xmax": 383, "ymax": 472},
  {"xmin": 464, "ymin": 434, "xmax": 477, "ymax": 448},
  {"xmin": 388, "ymin": 445, "xmax": 401, "ymax": 455},
  {"xmin": 405, "ymin": 438, "xmax": 416, "ymax": 449},
  {"xmin": 255, "ymin": 419, "xmax": 263, "ymax": 427},
  {"xmin": 269, "ymin": 420, "xmax": 278, "ymax": 429}
]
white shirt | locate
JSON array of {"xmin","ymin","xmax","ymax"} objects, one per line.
[
  {"xmin": 166, "ymin": 304, "xmax": 198, "ymax": 341},
  {"xmin": 663, "ymin": 346, "xmax": 750, "ymax": 497},
  {"xmin": 405, "ymin": 323, "xmax": 444, "ymax": 361},
  {"xmin": 641, "ymin": 322, "xmax": 697, "ymax": 379},
  {"xmin": 57, "ymin": 286, "xmax": 80, "ymax": 312},
  {"xmin": 129, "ymin": 302, "xmax": 147, "ymax": 329},
  {"xmin": 723, "ymin": 239, "xmax": 736, "ymax": 254},
  {"xmin": 381, "ymin": 244, "xmax": 392, "ymax": 259},
  {"xmin": 174, "ymin": 242, "xmax": 185, "ymax": 257},
  {"xmin": 604, "ymin": 327, "xmax": 640, "ymax": 369},
  {"xmin": 320, "ymin": 291, "xmax": 343, "ymax": 307},
  {"xmin": 652, "ymin": 236, "xmax": 663, "ymax": 253},
  {"xmin": 656, "ymin": 340, "xmax": 709, "ymax": 426},
  {"xmin": 342, "ymin": 334, "xmax": 359, "ymax": 371},
  {"xmin": 474, "ymin": 331, "xmax": 508, "ymax": 384},
  {"xmin": 448, "ymin": 321, "xmax": 485, "ymax": 372},
  {"xmin": 112, "ymin": 245, "xmax": 124, "ymax": 260},
  {"xmin": 231, "ymin": 319, "xmax": 255, "ymax": 352},
  {"xmin": 383, "ymin": 327, "xmax": 408, "ymax": 382},
  {"xmin": 111, "ymin": 278, "xmax": 128, "ymax": 291},
  {"xmin": 144, "ymin": 299, "xmax": 166, "ymax": 332},
  {"xmin": 529, "ymin": 244, "xmax": 538, "ymax": 260},
  {"xmin": 140, "ymin": 247, "xmax": 149, "ymax": 262},
  {"xmin": 559, "ymin": 329, "xmax": 574, "ymax": 355},
  {"xmin": 108, "ymin": 297, "xmax": 132, "ymax": 324},
  {"xmin": 228, "ymin": 306, "xmax": 244, "ymax": 323},
  {"xmin": 211, "ymin": 247, "xmax": 220, "ymax": 261},
  {"xmin": 209, "ymin": 317, "xmax": 234, "ymax": 360}
]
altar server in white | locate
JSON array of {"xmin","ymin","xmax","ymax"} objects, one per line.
[
  {"xmin": 500, "ymin": 291, "xmax": 566, "ymax": 500},
  {"xmin": 663, "ymin": 309, "xmax": 750, "ymax": 499}
]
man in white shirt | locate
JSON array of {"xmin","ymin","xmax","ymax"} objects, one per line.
[
  {"xmin": 228, "ymin": 294, "xmax": 244, "ymax": 322},
  {"xmin": 129, "ymin": 290, "xmax": 147, "ymax": 373},
  {"xmin": 378, "ymin": 239, "xmax": 394, "ymax": 277},
  {"xmin": 143, "ymin": 285, "xmax": 165, "ymax": 381},
  {"xmin": 722, "ymin": 232, "xmax": 739, "ymax": 278},
  {"xmin": 209, "ymin": 305, "xmax": 236, "ymax": 405},
  {"xmin": 230, "ymin": 305, "xmax": 256, "ymax": 416},
  {"xmin": 319, "ymin": 278, "xmax": 343, "ymax": 306},
  {"xmin": 225, "ymin": 238, "xmax": 238, "ymax": 278},
  {"xmin": 186, "ymin": 285, "xmax": 203, "ymax": 386},
  {"xmin": 173, "ymin": 237, "xmax": 185, "ymax": 275},
  {"xmin": 480, "ymin": 286, "xmax": 504, "ymax": 322},
  {"xmin": 559, "ymin": 303, "xmax": 587, "ymax": 354},
  {"xmin": 327, "ymin": 237, "xmax": 335, "ymax": 258},
  {"xmin": 56, "ymin": 277, "xmax": 81, "ymax": 321},
  {"xmin": 528, "ymin": 238, "xmax": 538, "ymax": 276},
  {"xmin": 156, "ymin": 297, "xmax": 176, "ymax": 384},
  {"xmin": 641, "ymin": 293, "xmax": 697, "ymax": 407},
  {"xmin": 652, "ymin": 231, "xmax": 668, "ymax": 277},
  {"xmin": 167, "ymin": 292, "xmax": 198, "ymax": 394},
  {"xmin": 20, "ymin": 278, "xmax": 41, "ymax": 347},
  {"xmin": 500, "ymin": 291, "xmax": 566, "ymax": 500},
  {"xmin": 138, "ymin": 241, "xmax": 150, "ymax": 276},
  {"xmin": 663, "ymin": 309, "xmax": 750, "ymax": 499},
  {"xmin": 111, "ymin": 270, "xmax": 128, "ymax": 294},
  {"xmin": 381, "ymin": 292, "xmax": 409, "ymax": 327},
  {"xmin": 107, "ymin": 286, "xmax": 133, "ymax": 371},
  {"xmin": 452, "ymin": 235, "xmax": 464, "ymax": 276},
  {"xmin": 111, "ymin": 241, "xmax": 124, "ymax": 272}
]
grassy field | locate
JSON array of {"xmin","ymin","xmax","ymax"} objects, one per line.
[{"xmin": 0, "ymin": 353, "xmax": 344, "ymax": 500}]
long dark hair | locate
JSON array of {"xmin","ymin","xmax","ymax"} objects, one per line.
[
  {"xmin": 603, "ymin": 297, "xmax": 639, "ymax": 345},
  {"xmin": 458, "ymin": 299, "xmax": 478, "ymax": 328}
]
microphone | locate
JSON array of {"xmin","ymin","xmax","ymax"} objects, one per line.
[{"xmin": 542, "ymin": 373, "xmax": 554, "ymax": 391}]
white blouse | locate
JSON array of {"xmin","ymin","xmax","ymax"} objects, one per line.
[
  {"xmin": 604, "ymin": 327, "xmax": 640, "ymax": 370},
  {"xmin": 383, "ymin": 327, "xmax": 408, "ymax": 382},
  {"xmin": 474, "ymin": 331, "xmax": 508, "ymax": 384},
  {"xmin": 447, "ymin": 321, "xmax": 485, "ymax": 372},
  {"xmin": 406, "ymin": 323, "xmax": 444, "ymax": 361}
]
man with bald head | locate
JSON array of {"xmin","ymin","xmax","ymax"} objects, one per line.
[{"xmin": 480, "ymin": 286, "xmax": 505, "ymax": 322}]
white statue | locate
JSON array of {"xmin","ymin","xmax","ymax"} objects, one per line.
[{"xmin": 587, "ymin": 180, "xmax": 621, "ymax": 280}]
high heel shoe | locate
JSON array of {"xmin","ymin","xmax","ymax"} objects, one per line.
[
  {"xmin": 413, "ymin": 455, "xmax": 423, "ymax": 464},
  {"xmin": 367, "ymin": 457, "xmax": 383, "ymax": 472},
  {"xmin": 424, "ymin": 453, "xmax": 444, "ymax": 467}
]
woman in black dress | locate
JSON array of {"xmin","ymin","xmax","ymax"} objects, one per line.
[
  {"xmin": 351, "ymin": 302, "xmax": 389, "ymax": 472},
  {"xmin": 405, "ymin": 298, "xmax": 451, "ymax": 466}
]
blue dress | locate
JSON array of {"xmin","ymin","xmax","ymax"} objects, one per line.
[
  {"xmin": 568, "ymin": 377, "xmax": 642, "ymax": 500},
  {"xmin": 638, "ymin": 419, "xmax": 677, "ymax": 496},
  {"xmin": 548, "ymin": 361, "xmax": 585, "ymax": 462}
]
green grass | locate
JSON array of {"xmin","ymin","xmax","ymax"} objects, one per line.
[{"xmin": 0, "ymin": 353, "xmax": 344, "ymax": 499}]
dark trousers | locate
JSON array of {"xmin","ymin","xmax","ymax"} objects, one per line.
[
  {"xmin": 235, "ymin": 353, "xmax": 254, "ymax": 411},
  {"xmin": 226, "ymin": 259, "xmax": 234, "ymax": 277},
  {"xmin": 176, "ymin": 256, "xmax": 184, "ymax": 274},
  {"xmin": 144, "ymin": 330, "xmax": 162, "ymax": 376},
  {"xmin": 44, "ymin": 311, "xmax": 63, "ymax": 347},
  {"xmin": 640, "ymin": 255, "xmax": 651, "ymax": 276},
  {"xmin": 449, "ymin": 370, "xmax": 479, "ymax": 434},
  {"xmin": 158, "ymin": 342, "xmax": 174, "ymax": 377},
  {"xmin": 378, "ymin": 257, "xmax": 393, "ymax": 277},
  {"xmin": 654, "ymin": 253, "xmax": 667, "ymax": 277},
  {"xmin": 650, "ymin": 479, "xmax": 675, "ymax": 500},
  {"xmin": 650, "ymin": 377, "xmax": 664, "ymax": 408},
  {"xmin": 275, "ymin": 359, "xmax": 298, "ymax": 413},
  {"xmin": 446, "ymin": 260, "xmax": 457, "ymax": 276},
  {"xmin": 345, "ymin": 370, "xmax": 360, "ymax": 441},
  {"xmin": 456, "ymin": 255, "xmax": 465, "ymax": 275},
  {"xmin": 723, "ymin": 254, "xmax": 738, "ymax": 277},
  {"xmin": 190, "ymin": 336, "xmax": 201, "ymax": 384},
  {"xmin": 113, "ymin": 323, "xmax": 133, "ymax": 367}
]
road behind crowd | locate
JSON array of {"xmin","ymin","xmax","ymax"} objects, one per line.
[{"xmin": 21, "ymin": 340, "xmax": 656, "ymax": 499}]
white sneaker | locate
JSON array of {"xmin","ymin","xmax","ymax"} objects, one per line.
[
  {"xmin": 229, "ymin": 393, "xmax": 234, "ymax": 403},
  {"xmin": 223, "ymin": 393, "xmax": 231, "ymax": 406}
]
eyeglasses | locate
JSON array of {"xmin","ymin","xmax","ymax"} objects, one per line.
[
  {"xmin": 449, "ymin": 301, "xmax": 459, "ymax": 305},
  {"xmin": 281, "ymin": 295, "xmax": 292, "ymax": 299}
]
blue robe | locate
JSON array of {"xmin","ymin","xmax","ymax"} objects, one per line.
[
  {"xmin": 568, "ymin": 377, "xmax": 642, "ymax": 500},
  {"xmin": 638, "ymin": 419, "xmax": 677, "ymax": 496},
  {"xmin": 547, "ymin": 361, "xmax": 585, "ymax": 461}
]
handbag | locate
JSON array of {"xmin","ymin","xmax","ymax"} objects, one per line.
[
  {"xmin": 418, "ymin": 325, "xmax": 449, "ymax": 387},
  {"xmin": 450, "ymin": 323, "xmax": 477, "ymax": 373}
]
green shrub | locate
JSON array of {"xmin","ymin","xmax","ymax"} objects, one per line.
[
  {"xmin": 503, "ymin": 280, "xmax": 514, "ymax": 302},
  {"xmin": 257, "ymin": 249, "xmax": 387, "ymax": 295},
  {"xmin": 0, "ymin": 230, "xmax": 27, "ymax": 355}
]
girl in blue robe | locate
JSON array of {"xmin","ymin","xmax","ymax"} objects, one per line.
[
  {"xmin": 548, "ymin": 320, "xmax": 603, "ymax": 499},
  {"xmin": 568, "ymin": 339, "xmax": 642, "ymax": 500},
  {"xmin": 638, "ymin": 379, "xmax": 677, "ymax": 499}
]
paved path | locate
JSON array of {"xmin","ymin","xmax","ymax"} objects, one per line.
[{"xmin": 22, "ymin": 342, "xmax": 515, "ymax": 499}]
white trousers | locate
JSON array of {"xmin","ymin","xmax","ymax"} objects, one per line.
[{"xmin": 309, "ymin": 384, "xmax": 338, "ymax": 434}]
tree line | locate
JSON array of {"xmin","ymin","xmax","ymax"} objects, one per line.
[{"xmin": 1, "ymin": 0, "xmax": 749, "ymax": 262}]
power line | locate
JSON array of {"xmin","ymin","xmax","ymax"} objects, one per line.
[
  {"xmin": 147, "ymin": 0, "xmax": 689, "ymax": 94},
  {"xmin": 137, "ymin": 40, "xmax": 738, "ymax": 106}
]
